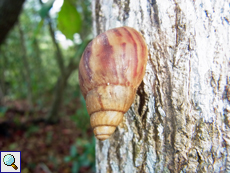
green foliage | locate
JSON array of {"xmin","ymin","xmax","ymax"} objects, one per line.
[
  {"xmin": 0, "ymin": 0, "xmax": 94, "ymax": 171},
  {"xmin": 46, "ymin": 131, "xmax": 53, "ymax": 144},
  {"xmin": 57, "ymin": 0, "xmax": 82, "ymax": 40},
  {"xmin": 0, "ymin": 0, "xmax": 92, "ymax": 102},
  {"xmin": 70, "ymin": 95, "xmax": 90, "ymax": 135},
  {"xmin": 0, "ymin": 106, "xmax": 8, "ymax": 117},
  {"xmin": 25, "ymin": 125, "xmax": 40, "ymax": 137},
  {"xmin": 32, "ymin": 19, "xmax": 44, "ymax": 41},
  {"xmin": 0, "ymin": 0, "xmax": 94, "ymax": 172},
  {"xmin": 39, "ymin": 0, "xmax": 55, "ymax": 18},
  {"xmin": 64, "ymin": 137, "xmax": 95, "ymax": 173},
  {"xmin": 9, "ymin": 143, "xmax": 18, "ymax": 150},
  {"xmin": 0, "ymin": 0, "xmax": 58, "ymax": 100}
]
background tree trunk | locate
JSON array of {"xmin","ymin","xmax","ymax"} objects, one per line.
[
  {"xmin": 0, "ymin": 49, "xmax": 7, "ymax": 105},
  {"xmin": 92, "ymin": 0, "xmax": 230, "ymax": 172},
  {"xmin": 0, "ymin": 0, "xmax": 25, "ymax": 45},
  {"xmin": 18, "ymin": 23, "xmax": 34, "ymax": 109}
]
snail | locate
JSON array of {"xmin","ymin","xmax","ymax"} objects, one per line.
[{"xmin": 78, "ymin": 26, "xmax": 148, "ymax": 140}]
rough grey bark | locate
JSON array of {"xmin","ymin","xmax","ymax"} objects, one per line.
[{"xmin": 92, "ymin": 0, "xmax": 230, "ymax": 172}]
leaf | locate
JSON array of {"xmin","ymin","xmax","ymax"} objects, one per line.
[
  {"xmin": 25, "ymin": 125, "xmax": 40, "ymax": 137},
  {"xmin": 72, "ymin": 161, "xmax": 79, "ymax": 173},
  {"xmin": 9, "ymin": 143, "xmax": 18, "ymax": 150},
  {"xmin": 31, "ymin": 19, "xmax": 44, "ymax": 42},
  {"xmin": 0, "ymin": 106, "xmax": 8, "ymax": 117},
  {"xmin": 57, "ymin": 0, "xmax": 82, "ymax": 40},
  {"xmin": 39, "ymin": 0, "xmax": 55, "ymax": 19},
  {"xmin": 70, "ymin": 145, "xmax": 77, "ymax": 157},
  {"xmin": 32, "ymin": 0, "xmax": 54, "ymax": 42},
  {"xmin": 64, "ymin": 156, "xmax": 72, "ymax": 162}
]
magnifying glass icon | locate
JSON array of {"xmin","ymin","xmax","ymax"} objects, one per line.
[{"xmin": 3, "ymin": 154, "xmax": 18, "ymax": 170}]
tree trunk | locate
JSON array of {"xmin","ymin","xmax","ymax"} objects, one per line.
[
  {"xmin": 45, "ymin": 18, "xmax": 67, "ymax": 123},
  {"xmin": 0, "ymin": 49, "xmax": 6, "ymax": 104},
  {"xmin": 92, "ymin": 0, "xmax": 230, "ymax": 172},
  {"xmin": 0, "ymin": 0, "xmax": 25, "ymax": 45},
  {"xmin": 46, "ymin": 17, "xmax": 83, "ymax": 123},
  {"xmin": 18, "ymin": 23, "xmax": 33, "ymax": 108}
]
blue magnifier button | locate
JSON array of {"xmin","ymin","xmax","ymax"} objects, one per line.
[{"xmin": 3, "ymin": 154, "xmax": 15, "ymax": 166}]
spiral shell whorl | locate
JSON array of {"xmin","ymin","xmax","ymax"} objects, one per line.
[
  {"xmin": 78, "ymin": 26, "xmax": 148, "ymax": 140},
  {"xmin": 86, "ymin": 85, "xmax": 135, "ymax": 140},
  {"xmin": 91, "ymin": 111, "xmax": 123, "ymax": 140},
  {"xmin": 78, "ymin": 26, "xmax": 148, "ymax": 99}
]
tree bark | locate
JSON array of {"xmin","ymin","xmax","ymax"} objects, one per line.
[
  {"xmin": 92, "ymin": 0, "xmax": 230, "ymax": 172},
  {"xmin": 18, "ymin": 23, "xmax": 33, "ymax": 108},
  {"xmin": 45, "ymin": 17, "xmax": 86, "ymax": 123},
  {"xmin": 0, "ymin": 0, "xmax": 25, "ymax": 45},
  {"xmin": 0, "ymin": 49, "xmax": 7, "ymax": 104},
  {"xmin": 45, "ymin": 18, "xmax": 67, "ymax": 123}
]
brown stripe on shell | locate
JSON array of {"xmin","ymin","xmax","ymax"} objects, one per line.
[
  {"xmin": 132, "ymin": 30, "xmax": 147, "ymax": 79},
  {"xmin": 98, "ymin": 93, "xmax": 104, "ymax": 110},
  {"xmin": 89, "ymin": 109, "xmax": 125, "ymax": 116},
  {"xmin": 122, "ymin": 27, "xmax": 138, "ymax": 78},
  {"xmin": 121, "ymin": 42, "xmax": 128, "ymax": 83},
  {"xmin": 82, "ymin": 83, "xmax": 135, "ymax": 97},
  {"xmin": 83, "ymin": 41, "xmax": 93, "ymax": 81},
  {"xmin": 98, "ymin": 33, "xmax": 118, "ymax": 84},
  {"xmin": 112, "ymin": 28, "xmax": 122, "ymax": 37},
  {"xmin": 93, "ymin": 124, "xmax": 117, "ymax": 128},
  {"xmin": 78, "ymin": 70, "xmax": 86, "ymax": 97}
]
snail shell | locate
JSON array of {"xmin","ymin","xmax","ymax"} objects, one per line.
[{"xmin": 78, "ymin": 26, "xmax": 148, "ymax": 140}]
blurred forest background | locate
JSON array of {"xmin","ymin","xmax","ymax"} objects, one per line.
[{"xmin": 0, "ymin": 0, "xmax": 95, "ymax": 172}]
